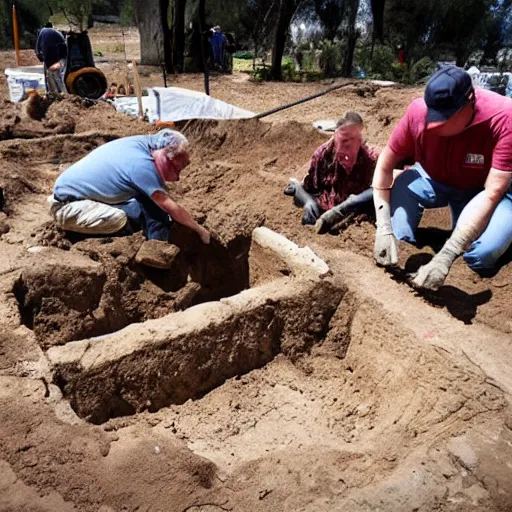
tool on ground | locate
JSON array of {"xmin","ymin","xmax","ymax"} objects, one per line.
[{"xmin": 254, "ymin": 80, "xmax": 358, "ymax": 120}]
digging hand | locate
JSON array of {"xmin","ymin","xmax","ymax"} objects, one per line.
[
  {"xmin": 283, "ymin": 179, "xmax": 297, "ymax": 196},
  {"xmin": 410, "ymin": 227, "xmax": 470, "ymax": 290},
  {"xmin": 410, "ymin": 258, "xmax": 450, "ymax": 291},
  {"xmin": 374, "ymin": 230, "xmax": 399, "ymax": 267},
  {"xmin": 315, "ymin": 207, "xmax": 344, "ymax": 234},
  {"xmin": 373, "ymin": 196, "xmax": 398, "ymax": 267},
  {"xmin": 302, "ymin": 200, "xmax": 322, "ymax": 225}
]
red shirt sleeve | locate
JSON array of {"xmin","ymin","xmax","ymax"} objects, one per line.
[
  {"xmin": 491, "ymin": 116, "xmax": 512, "ymax": 172},
  {"xmin": 388, "ymin": 106, "xmax": 415, "ymax": 160}
]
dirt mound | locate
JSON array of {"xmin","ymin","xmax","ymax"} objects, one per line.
[
  {"xmin": 178, "ymin": 118, "xmax": 512, "ymax": 335},
  {"xmin": 1, "ymin": 56, "xmax": 512, "ymax": 511}
]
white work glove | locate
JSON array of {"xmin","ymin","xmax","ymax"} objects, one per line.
[
  {"xmin": 411, "ymin": 227, "xmax": 470, "ymax": 290},
  {"xmin": 373, "ymin": 196, "xmax": 398, "ymax": 267}
]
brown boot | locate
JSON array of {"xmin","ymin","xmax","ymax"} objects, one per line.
[{"xmin": 135, "ymin": 240, "xmax": 180, "ymax": 269}]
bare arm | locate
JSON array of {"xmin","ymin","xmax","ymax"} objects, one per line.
[
  {"xmin": 455, "ymin": 168, "xmax": 512, "ymax": 240},
  {"xmin": 151, "ymin": 190, "xmax": 210, "ymax": 244},
  {"xmin": 371, "ymin": 145, "xmax": 402, "ymax": 206}
]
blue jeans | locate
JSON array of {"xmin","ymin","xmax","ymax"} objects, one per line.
[
  {"xmin": 113, "ymin": 196, "xmax": 170, "ymax": 241},
  {"xmin": 391, "ymin": 164, "xmax": 512, "ymax": 274}
]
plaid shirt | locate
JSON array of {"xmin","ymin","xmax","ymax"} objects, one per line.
[{"xmin": 303, "ymin": 138, "xmax": 378, "ymax": 211}]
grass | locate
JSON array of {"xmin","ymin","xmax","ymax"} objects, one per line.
[{"xmin": 233, "ymin": 58, "xmax": 265, "ymax": 73}]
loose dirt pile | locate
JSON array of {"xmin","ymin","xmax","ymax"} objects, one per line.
[{"xmin": 0, "ymin": 62, "xmax": 511, "ymax": 512}]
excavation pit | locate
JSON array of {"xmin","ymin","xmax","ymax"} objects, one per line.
[{"xmin": 46, "ymin": 228, "xmax": 345, "ymax": 424}]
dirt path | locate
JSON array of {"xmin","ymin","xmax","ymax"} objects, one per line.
[{"xmin": 0, "ymin": 48, "xmax": 512, "ymax": 512}]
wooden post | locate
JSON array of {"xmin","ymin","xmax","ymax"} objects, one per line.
[
  {"xmin": 12, "ymin": 4, "xmax": 20, "ymax": 67},
  {"xmin": 132, "ymin": 60, "xmax": 144, "ymax": 118}
]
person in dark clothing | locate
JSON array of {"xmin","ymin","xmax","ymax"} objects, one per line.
[{"xmin": 35, "ymin": 24, "xmax": 67, "ymax": 93}]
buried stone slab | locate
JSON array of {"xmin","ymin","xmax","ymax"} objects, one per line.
[{"xmin": 48, "ymin": 275, "xmax": 344, "ymax": 424}]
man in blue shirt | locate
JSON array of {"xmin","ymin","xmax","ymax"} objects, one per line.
[
  {"xmin": 49, "ymin": 129, "xmax": 210, "ymax": 267},
  {"xmin": 35, "ymin": 23, "xmax": 68, "ymax": 93}
]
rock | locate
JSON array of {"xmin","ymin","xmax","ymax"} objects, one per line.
[
  {"xmin": 135, "ymin": 240, "xmax": 180, "ymax": 269},
  {"xmin": 447, "ymin": 436, "xmax": 479, "ymax": 470}
]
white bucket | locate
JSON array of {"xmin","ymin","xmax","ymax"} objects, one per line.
[{"xmin": 4, "ymin": 66, "xmax": 46, "ymax": 102}]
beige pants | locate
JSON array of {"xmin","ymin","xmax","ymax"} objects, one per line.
[{"xmin": 48, "ymin": 195, "xmax": 128, "ymax": 234}]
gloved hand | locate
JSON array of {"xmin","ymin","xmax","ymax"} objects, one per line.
[
  {"xmin": 374, "ymin": 229, "xmax": 399, "ymax": 266},
  {"xmin": 410, "ymin": 226, "xmax": 470, "ymax": 290},
  {"xmin": 410, "ymin": 257, "xmax": 450, "ymax": 290},
  {"xmin": 315, "ymin": 207, "xmax": 344, "ymax": 234},
  {"xmin": 302, "ymin": 200, "xmax": 322, "ymax": 225},
  {"xmin": 373, "ymin": 195, "xmax": 399, "ymax": 267}
]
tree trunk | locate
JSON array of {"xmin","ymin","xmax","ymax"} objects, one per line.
[
  {"xmin": 198, "ymin": 0, "xmax": 210, "ymax": 94},
  {"xmin": 270, "ymin": 0, "xmax": 298, "ymax": 81},
  {"xmin": 342, "ymin": 0, "xmax": 359, "ymax": 77},
  {"xmin": 160, "ymin": 0, "xmax": 172, "ymax": 72},
  {"xmin": 135, "ymin": 0, "xmax": 166, "ymax": 67},
  {"xmin": 172, "ymin": 0, "xmax": 187, "ymax": 73}
]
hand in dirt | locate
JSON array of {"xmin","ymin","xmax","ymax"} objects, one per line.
[
  {"xmin": 374, "ymin": 231, "xmax": 399, "ymax": 267},
  {"xmin": 409, "ymin": 259, "xmax": 449, "ymax": 291},
  {"xmin": 302, "ymin": 201, "xmax": 322, "ymax": 225},
  {"xmin": 198, "ymin": 227, "xmax": 211, "ymax": 244},
  {"xmin": 284, "ymin": 180, "xmax": 297, "ymax": 197},
  {"xmin": 315, "ymin": 208, "xmax": 344, "ymax": 235}
]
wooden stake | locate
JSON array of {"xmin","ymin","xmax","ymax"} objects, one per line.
[
  {"xmin": 12, "ymin": 4, "xmax": 20, "ymax": 67},
  {"xmin": 132, "ymin": 60, "xmax": 144, "ymax": 118}
]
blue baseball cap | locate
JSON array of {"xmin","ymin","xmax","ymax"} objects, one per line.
[{"xmin": 424, "ymin": 65, "xmax": 473, "ymax": 124}]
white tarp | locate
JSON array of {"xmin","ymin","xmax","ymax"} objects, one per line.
[
  {"xmin": 5, "ymin": 66, "xmax": 46, "ymax": 102},
  {"xmin": 113, "ymin": 86, "xmax": 255, "ymax": 122}
]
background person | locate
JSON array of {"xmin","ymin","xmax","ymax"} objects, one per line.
[{"xmin": 35, "ymin": 23, "xmax": 67, "ymax": 94}]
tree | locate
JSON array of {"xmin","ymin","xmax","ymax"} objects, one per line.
[
  {"xmin": 270, "ymin": 0, "xmax": 302, "ymax": 80},
  {"xmin": 314, "ymin": 0, "xmax": 345, "ymax": 41},
  {"xmin": 341, "ymin": 0, "xmax": 358, "ymax": 76},
  {"xmin": 52, "ymin": 0, "xmax": 92, "ymax": 31},
  {"xmin": 134, "ymin": 0, "xmax": 171, "ymax": 68},
  {"xmin": 240, "ymin": 0, "xmax": 278, "ymax": 69},
  {"xmin": 172, "ymin": 0, "xmax": 187, "ymax": 72},
  {"xmin": 431, "ymin": 0, "xmax": 494, "ymax": 67}
]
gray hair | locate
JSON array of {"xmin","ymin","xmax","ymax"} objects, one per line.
[{"xmin": 148, "ymin": 129, "xmax": 189, "ymax": 159}]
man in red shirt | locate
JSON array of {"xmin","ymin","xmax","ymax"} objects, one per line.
[{"xmin": 372, "ymin": 65, "xmax": 512, "ymax": 290}]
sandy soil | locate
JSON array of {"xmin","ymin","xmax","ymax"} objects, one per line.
[{"xmin": 1, "ymin": 33, "xmax": 512, "ymax": 512}]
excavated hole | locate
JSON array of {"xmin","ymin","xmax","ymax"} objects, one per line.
[
  {"xmin": 47, "ymin": 230, "xmax": 345, "ymax": 425},
  {"xmin": 13, "ymin": 228, "xmax": 293, "ymax": 351}
]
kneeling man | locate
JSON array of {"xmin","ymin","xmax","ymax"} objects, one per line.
[
  {"xmin": 372, "ymin": 65, "xmax": 512, "ymax": 289},
  {"xmin": 49, "ymin": 129, "xmax": 210, "ymax": 267}
]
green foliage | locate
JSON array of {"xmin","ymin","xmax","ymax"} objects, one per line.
[
  {"xmin": 318, "ymin": 39, "xmax": 344, "ymax": 77},
  {"xmin": 354, "ymin": 42, "xmax": 435, "ymax": 84},
  {"xmin": 0, "ymin": 0, "xmax": 50, "ymax": 49},
  {"xmin": 49, "ymin": 0, "xmax": 92, "ymax": 31},
  {"xmin": 234, "ymin": 50, "xmax": 254, "ymax": 59},
  {"xmin": 120, "ymin": 0, "xmax": 135, "ymax": 26},
  {"xmin": 251, "ymin": 56, "xmax": 325, "ymax": 82}
]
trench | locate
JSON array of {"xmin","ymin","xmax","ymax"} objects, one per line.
[
  {"xmin": 43, "ymin": 229, "xmax": 345, "ymax": 424},
  {"xmin": 12, "ymin": 225, "xmax": 295, "ymax": 350}
]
